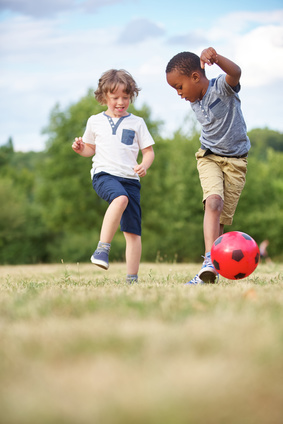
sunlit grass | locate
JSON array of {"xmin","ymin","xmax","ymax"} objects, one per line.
[{"xmin": 0, "ymin": 262, "xmax": 282, "ymax": 424}]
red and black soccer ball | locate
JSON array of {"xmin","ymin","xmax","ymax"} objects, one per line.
[{"xmin": 211, "ymin": 231, "xmax": 260, "ymax": 280}]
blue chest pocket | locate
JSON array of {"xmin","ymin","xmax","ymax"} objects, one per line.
[
  {"xmin": 121, "ymin": 129, "xmax": 135, "ymax": 145},
  {"xmin": 209, "ymin": 98, "xmax": 228, "ymax": 119}
]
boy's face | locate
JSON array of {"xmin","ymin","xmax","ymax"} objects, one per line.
[
  {"xmin": 106, "ymin": 84, "xmax": 131, "ymax": 118},
  {"xmin": 166, "ymin": 69, "xmax": 202, "ymax": 103}
]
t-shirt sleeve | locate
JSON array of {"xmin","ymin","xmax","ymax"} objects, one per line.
[
  {"xmin": 138, "ymin": 118, "xmax": 155, "ymax": 150},
  {"xmin": 82, "ymin": 117, "xmax": 96, "ymax": 145},
  {"xmin": 218, "ymin": 74, "xmax": 241, "ymax": 95}
]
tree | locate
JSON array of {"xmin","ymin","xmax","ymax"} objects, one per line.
[
  {"xmin": 248, "ymin": 128, "xmax": 283, "ymax": 160},
  {"xmin": 0, "ymin": 137, "xmax": 14, "ymax": 166},
  {"xmin": 231, "ymin": 148, "xmax": 283, "ymax": 260},
  {"xmin": 0, "ymin": 178, "xmax": 48, "ymax": 264},
  {"xmin": 140, "ymin": 128, "xmax": 204, "ymax": 262}
]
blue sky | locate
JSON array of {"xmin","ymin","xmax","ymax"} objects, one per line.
[{"xmin": 0, "ymin": 0, "xmax": 282, "ymax": 151}]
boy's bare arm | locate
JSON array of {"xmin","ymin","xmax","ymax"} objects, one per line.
[
  {"xmin": 72, "ymin": 137, "xmax": 96, "ymax": 157},
  {"xmin": 200, "ymin": 47, "xmax": 241, "ymax": 88},
  {"xmin": 134, "ymin": 146, "xmax": 155, "ymax": 177}
]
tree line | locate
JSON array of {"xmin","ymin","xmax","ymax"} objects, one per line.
[{"xmin": 1, "ymin": 89, "xmax": 283, "ymax": 264}]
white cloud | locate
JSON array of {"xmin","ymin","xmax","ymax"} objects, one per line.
[
  {"xmin": 167, "ymin": 31, "xmax": 209, "ymax": 48},
  {"xmin": 138, "ymin": 56, "xmax": 165, "ymax": 76},
  {"xmin": 118, "ymin": 18, "xmax": 165, "ymax": 44},
  {"xmin": 0, "ymin": 15, "xmax": 116, "ymax": 60},
  {"xmin": 83, "ymin": 0, "xmax": 127, "ymax": 14},
  {"xmin": 235, "ymin": 25, "xmax": 283, "ymax": 86},
  {"xmin": 241, "ymin": 81, "xmax": 283, "ymax": 131},
  {"xmin": 0, "ymin": 0, "xmax": 126, "ymax": 18},
  {"xmin": 210, "ymin": 9, "xmax": 283, "ymax": 37},
  {"xmin": 0, "ymin": 0, "xmax": 76, "ymax": 17},
  {"xmin": 198, "ymin": 10, "xmax": 283, "ymax": 88}
]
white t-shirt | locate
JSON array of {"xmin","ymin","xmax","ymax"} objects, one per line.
[{"xmin": 83, "ymin": 112, "xmax": 155, "ymax": 180}]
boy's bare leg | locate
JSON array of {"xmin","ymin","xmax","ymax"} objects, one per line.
[
  {"xmin": 186, "ymin": 195, "xmax": 224, "ymax": 285},
  {"xmin": 100, "ymin": 195, "xmax": 128, "ymax": 242},
  {"xmin": 198, "ymin": 194, "xmax": 224, "ymax": 283},
  {"xmin": 203, "ymin": 194, "xmax": 224, "ymax": 253},
  {"xmin": 123, "ymin": 232, "xmax": 142, "ymax": 276},
  {"xmin": 91, "ymin": 195, "xmax": 128, "ymax": 270}
]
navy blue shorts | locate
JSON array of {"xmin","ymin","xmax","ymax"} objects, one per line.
[{"xmin": 92, "ymin": 172, "xmax": 142, "ymax": 236}]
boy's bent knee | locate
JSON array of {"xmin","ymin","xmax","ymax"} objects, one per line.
[
  {"xmin": 113, "ymin": 195, "xmax": 129, "ymax": 208},
  {"xmin": 205, "ymin": 194, "xmax": 223, "ymax": 212}
]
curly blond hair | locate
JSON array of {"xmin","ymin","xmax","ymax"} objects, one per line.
[{"xmin": 94, "ymin": 69, "xmax": 140, "ymax": 104}]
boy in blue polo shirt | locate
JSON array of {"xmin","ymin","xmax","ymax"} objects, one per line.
[
  {"xmin": 166, "ymin": 47, "xmax": 250, "ymax": 284},
  {"xmin": 72, "ymin": 69, "xmax": 155, "ymax": 283}
]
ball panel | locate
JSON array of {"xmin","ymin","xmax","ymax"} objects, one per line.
[
  {"xmin": 213, "ymin": 259, "xmax": 220, "ymax": 271},
  {"xmin": 214, "ymin": 236, "xmax": 223, "ymax": 246},
  {"xmin": 232, "ymin": 249, "xmax": 244, "ymax": 262},
  {"xmin": 242, "ymin": 233, "xmax": 252, "ymax": 241},
  {"xmin": 234, "ymin": 272, "xmax": 246, "ymax": 279}
]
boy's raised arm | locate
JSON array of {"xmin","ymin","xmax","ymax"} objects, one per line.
[{"xmin": 200, "ymin": 47, "xmax": 241, "ymax": 88}]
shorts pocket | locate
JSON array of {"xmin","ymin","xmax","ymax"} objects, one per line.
[{"xmin": 121, "ymin": 129, "xmax": 135, "ymax": 145}]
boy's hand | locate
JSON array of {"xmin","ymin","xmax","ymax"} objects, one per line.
[
  {"xmin": 72, "ymin": 137, "xmax": 85, "ymax": 153},
  {"xmin": 134, "ymin": 164, "xmax": 147, "ymax": 177},
  {"xmin": 200, "ymin": 47, "xmax": 218, "ymax": 69}
]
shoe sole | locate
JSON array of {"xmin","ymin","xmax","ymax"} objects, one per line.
[
  {"xmin": 199, "ymin": 269, "xmax": 217, "ymax": 283},
  {"xmin": 90, "ymin": 256, "xmax": 109, "ymax": 270}
]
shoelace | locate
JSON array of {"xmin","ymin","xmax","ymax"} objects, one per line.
[{"xmin": 202, "ymin": 256, "xmax": 213, "ymax": 267}]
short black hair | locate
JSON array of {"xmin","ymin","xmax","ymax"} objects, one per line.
[{"xmin": 166, "ymin": 52, "xmax": 205, "ymax": 77}]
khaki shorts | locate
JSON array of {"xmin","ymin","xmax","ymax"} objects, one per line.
[{"xmin": 196, "ymin": 148, "xmax": 248, "ymax": 226}]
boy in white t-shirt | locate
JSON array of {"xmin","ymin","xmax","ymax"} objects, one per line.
[{"xmin": 72, "ymin": 69, "xmax": 155, "ymax": 283}]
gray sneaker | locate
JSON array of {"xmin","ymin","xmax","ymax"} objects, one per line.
[
  {"xmin": 126, "ymin": 275, "xmax": 138, "ymax": 284},
  {"xmin": 198, "ymin": 257, "xmax": 218, "ymax": 283},
  {"xmin": 91, "ymin": 249, "xmax": 109, "ymax": 270}
]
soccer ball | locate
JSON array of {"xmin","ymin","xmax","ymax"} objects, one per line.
[{"xmin": 211, "ymin": 231, "xmax": 260, "ymax": 280}]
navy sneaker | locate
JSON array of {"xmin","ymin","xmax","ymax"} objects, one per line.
[
  {"xmin": 198, "ymin": 256, "xmax": 218, "ymax": 283},
  {"xmin": 185, "ymin": 274, "xmax": 204, "ymax": 285},
  {"xmin": 91, "ymin": 249, "xmax": 109, "ymax": 270}
]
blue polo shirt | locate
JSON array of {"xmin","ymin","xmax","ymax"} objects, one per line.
[{"xmin": 191, "ymin": 74, "xmax": 251, "ymax": 157}]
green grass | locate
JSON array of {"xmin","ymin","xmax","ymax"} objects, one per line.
[{"xmin": 0, "ymin": 262, "xmax": 283, "ymax": 424}]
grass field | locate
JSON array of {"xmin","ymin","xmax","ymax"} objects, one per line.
[{"xmin": 0, "ymin": 262, "xmax": 282, "ymax": 424}]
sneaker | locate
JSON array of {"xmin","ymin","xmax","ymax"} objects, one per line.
[
  {"xmin": 198, "ymin": 256, "xmax": 218, "ymax": 283},
  {"xmin": 126, "ymin": 276, "xmax": 138, "ymax": 284},
  {"xmin": 185, "ymin": 274, "xmax": 204, "ymax": 285},
  {"xmin": 90, "ymin": 249, "xmax": 109, "ymax": 270}
]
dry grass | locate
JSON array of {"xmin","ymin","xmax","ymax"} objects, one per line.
[{"xmin": 0, "ymin": 262, "xmax": 282, "ymax": 424}]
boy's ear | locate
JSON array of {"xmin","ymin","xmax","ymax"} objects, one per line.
[{"xmin": 191, "ymin": 71, "xmax": 201, "ymax": 82}]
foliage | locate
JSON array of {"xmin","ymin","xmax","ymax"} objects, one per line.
[
  {"xmin": 232, "ymin": 147, "xmax": 283, "ymax": 259},
  {"xmin": 0, "ymin": 178, "xmax": 48, "ymax": 264},
  {"xmin": 248, "ymin": 127, "xmax": 283, "ymax": 160},
  {"xmin": 141, "ymin": 130, "xmax": 203, "ymax": 262},
  {"xmin": 0, "ymin": 137, "xmax": 13, "ymax": 166},
  {"xmin": 0, "ymin": 91, "xmax": 283, "ymax": 264}
]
